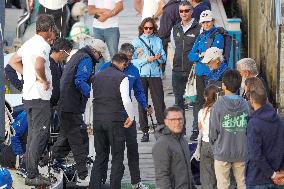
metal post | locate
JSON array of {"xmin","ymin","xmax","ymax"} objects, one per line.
[{"xmin": 0, "ymin": 0, "xmax": 5, "ymax": 143}]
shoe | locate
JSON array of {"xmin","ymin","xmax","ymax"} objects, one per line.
[
  {"xmin": 17, "ymin": 167, "xmax": 27, "ymax": 178},
  {"xmin": 25, "ymin": 175, "xmax": 51, "ymax": 186},
  {"xmin": 76, "ymin": 174, "xmax": 90, "ymax": 187},
  {"xmin": 190, "ymin": 131, "xmax": 199, "ymax": 141},
  {"xmin": 141, "ymin": 133, "xmax": 149, "ymax": 142},
  {"xmin": 132, "ymin": 182, "xmax": 149, "ymax": 189},
  {"xmin": 184, "ymin": 102, "xmax": 194, "ymax": 110}
]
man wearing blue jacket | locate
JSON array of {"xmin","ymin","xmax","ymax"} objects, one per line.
[
  {"xmin": 246, "ymin": 80, "xmax": 284, "ymax": 189},
  {"xmin": 188, "ymin": 10, "xmax": 224, "ymax": 141},
  {"xmin": 58, "ymin": 39, "xmax": 101, "ymax": 187},
  {"xmin": 98, "ymin": 43, "xmax": 151, "ymax": 189}
]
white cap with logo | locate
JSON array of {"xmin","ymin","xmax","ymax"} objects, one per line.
[
  {"xmin": 201, "ymin": 47, "xmax": 223, "ymax": 63},
  {"xmin": 199, "ymin": 10, "xmax": 214, "ymax": 23}
]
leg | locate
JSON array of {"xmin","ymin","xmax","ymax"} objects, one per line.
[
  {"xmin": 103, "ymin": 27, "xmax": 120, "ymax": 58},
  {"xmin": 148, "ymin": 77, "xmax": 165, "ymax": 125},
  {"xmin": 26, "ymin": 100, "xmax": 51, "ymax": 179},
  {"xmin": 138, "ymin": 78, "xmax": 149, "ymax": 133},
  {"xmin": 231, "ymin": 162, "xmax": 246, "ymax": 189},
  {"xmin": 61, "ymin": 112, "xmax": 88, "ymax": 179},
  {"xmin": 200, "ymin": 142, "xmax": 217, "ymax": 189},
  {"xmin": 51, "ymin": 132, "xmax": 71, "ymax": 161},
  {"xmin": 126, "ymin": 121, "xmax": 141, "ymax": 185},
  {"xmin": 108, "ymin": 122, "xmax": 126, "ymax": 189},
  {"xmin": 214, "ymin": 160, "xmax": 232, "ymax": 189},
  {"xmin": 93, "ymin": 28, "xmax": 105, "ymax": 42},
  {"xmin": 191, "ymin": 75, "xmax": 206, "ymax": 140},
  {"xmin": 90, "ymin": 120, "xmax": 110, "ymax": 189}
]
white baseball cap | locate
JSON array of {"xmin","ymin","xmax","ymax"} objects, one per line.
[
  {"xmin": 199, "ymin": 10, "xmax": 214, "ymax": 23},
  {"xmin": 201, "ymin": 47, "xmax": 223, "ymax": 64}
]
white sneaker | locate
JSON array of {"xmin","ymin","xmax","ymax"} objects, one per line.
[
  {"xmin": 132, "ymin": 182, "xmax": 149, "ymax": 189},
  {"xmin": 76, "ymin": 175, "xmax": 90, "ymax": 187}
]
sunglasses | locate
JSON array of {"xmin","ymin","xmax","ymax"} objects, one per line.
[
  {"xmin": 144, "ymin": 27, "xmax": 153, "ymax": 30},
  {"xmin": 179, "ymin": 9, "xmax": 190, "ymax": 13},
  {"xmin": 60, "ymin": 49, "xmax": 70, "ymax": 56}
]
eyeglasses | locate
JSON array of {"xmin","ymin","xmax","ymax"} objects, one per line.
[
  {"xmin": 179, "ymin": 9, "xmax": 190, "ymax": 13},
  {"xmin": 166, "ymin": 118, "xmax": 184, "ymax": 122},
  {"xmin": 60, "ymin": 49, "xmax": 70, "ymax": 56},
  {"xmin": 144, "ymin": 27, "xmax": 153, "ymax": 30}
]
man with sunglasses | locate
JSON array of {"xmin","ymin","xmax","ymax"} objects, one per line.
[
  {"xmin": 171, "ymin": 1, "xmax": 200, "ymax": 129},
  {"xmin": 57, "ymin": 37, "xmax": 102, "ymax": 187}
]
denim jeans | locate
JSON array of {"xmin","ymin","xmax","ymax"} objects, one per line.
[
  {"xmin": 247, "ymin": 184, "xmax": 284, "ymax": 189},
  {"xmin": 93, "ymin": 27, "xmax": 120, "ymax": 58}
]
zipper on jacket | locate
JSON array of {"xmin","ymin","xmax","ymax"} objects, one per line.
[
  {"xmin": 178, "ymin": 138, "xmax": 191, "ymax": 185},
  {"xmin": 182, "ymin": 38, "xmax": 185, "ymax": 71}
]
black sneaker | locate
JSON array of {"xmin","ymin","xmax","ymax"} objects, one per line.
[
  {"xmin": 190, "ymin": 131, "xmax": 199, "ymax": 141},
  {"xmin": 25, "ymin": 175, "xmax": 51, "ymax": 186},
  {"xmin": 141, "ymin": 133, "xmax": 149, "ymax": 142}
]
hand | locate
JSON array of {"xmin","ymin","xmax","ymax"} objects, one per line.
[
  {"xmin": 147, "ymin": 56, "xmax": 156, "ymax": 62},
  {"xmin": 199, "ymin": 52, "xmax": 205, "ymax": 57},
  {"xmin": 272, "ymin": 172, "xmax": 284, "ymax": 185},
  {"xmin": 155, "ymin": 53, "xmax": 161, "ymax": 59},
  {"xmin": 89, "ymin": 75, "xmax": 95, "ymax": 83},
  {"xmin": 124, "ymin": 117, "xmax": 133, "ymax": 128},
  {"xmin": 41, "ymin": 80, "xmax": 50, "ymax": 91},
  {"xmin": 97, "ymin": 14, "xmax": 109, "ymax": 22},
  {"xmin": 146, "ymin": 106, "xmax": 153, "ymax": 115}
]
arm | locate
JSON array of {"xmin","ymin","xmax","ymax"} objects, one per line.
[
  {"xmin": 88, "ymin": 1, "xmax": 123, "ymax": 21},
  {"xmin": 152, "ymin": 142, "xmax": 172, "ymax": 189},
  {"xmin": 120, "ymin": 77, "xmax": 135, "ymax": 121},
  {"xmin": 153, "ymin": 0, "xmax": 164, "ymax": 19},
  {"xmin": 134, "ymin": 0, "xmax": 143, "ymax": 15},
  {"xmin": 133, "ymin": 76, "xmax": 147, "ymax": 109},
  {"xmin": 247, "ymin": 121, "xmax": 275, "ymax": 178},
  {"xmin": 8, "ymin": 53, "xmax": 23, "ymax": 75},
  {"xmin": 155, "ymin": 38, "xmax": 167, "ymax": 64},
  {"xmin": 209, "ymin": 104, "xmax": 220, "ymax": 145},
  {"xmin": 211, "ymin": 33, "xmax": 225, "ymax": 49},
  {"xmin": 35, "ymin": 57, "xmax": 47, "ymax": 82},
  {"xmin": 4, "ymin": 64, "xmax": 23, "ymax": 91},
  {"xmin": 75, "ymin": 58, "xmax": 93, "ymax": 98},
  {"xmin": 188, "ymin": 37, "xmax": 201, "ymax": 62}
]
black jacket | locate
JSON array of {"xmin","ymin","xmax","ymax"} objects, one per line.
[
  {"xmin": 49, "ymin": 57, "xmax": 62, "ymax": 107},
  {"xmin": 152, "ymin": 125, "xmax": 193, "ymax": 189},
  {"xmin": 172, "ymin": 20, "xmax": 201, "ymax": 72},
  {"xmin": 158, "ymin": 0, "xmax": 181, "ymax": 40}
]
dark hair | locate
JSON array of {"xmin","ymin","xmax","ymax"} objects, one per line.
[
  {"xmin": 36, "ymin": 14, "xmax": 55, "ymax": 33},
  {"xmin": 222, "ymin": 70, "xmax": 242, "ymax": 93},
  {"xmin": 204, "ymin": 84, "xmax": 218, "ymax": 108},
  {"xmin": 138, "ymin": 17, "xmax": 158, "ymax": 36},
  {"xmin": 249, "ymin": 86, "xmax": 267, "ymax": 106},
  {"xmin": 164, "ymin": 106, "xmax": 183, "ymax": 118},
  {"xmin": 119, "ymin": 43, "xmax": 134, "ymax": 55},
  {"xmin": 179, "ymin": 1, "xmax": 193, "ymax": 9},
  {"xmin": 244, "ymin": 77, "xmax": 264, "ymax": 93},
  {"xmin": 111, "ymin": 53, "xmax": 129, "ymax": 64},
  {"xmin": 52, "ymin": 38, "xmax": 73, "ymax": 52}
]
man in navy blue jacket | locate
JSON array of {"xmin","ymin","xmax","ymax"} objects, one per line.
[
  {"xmin": 98, "ymin": 43, "xmax": 151, "ymax": 189},
  {"xmin": 246, "ymin": 79, "xmax": 284, "ymax": 189}
]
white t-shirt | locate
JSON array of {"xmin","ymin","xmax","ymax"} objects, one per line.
[
  {"xmin": 88, "ymin": 0, "xmax": 122, "ymax": 28},
  {"xmin": 17, "ymin": 34, "xmax": 52, "ymax": 101},
  {"xmin": 38, "ymin": 0, "xmax": 67, "ymax": 10},
  {"xmin": 198, "ymin": 107, "xmax": 211, "ymax": 142},
  {"xmin": 142, "ymin": 0, "xmax": 160, "ymax": 20}
]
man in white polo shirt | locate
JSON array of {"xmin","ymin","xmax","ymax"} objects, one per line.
[
  {"xmin": 88, "ymin": 0, "xmax": 123, "ymax": 57},
  {"xmin": 8, "ymin": 14, "xmax": 55, "ymax": 187}
]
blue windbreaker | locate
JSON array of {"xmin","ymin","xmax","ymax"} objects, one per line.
[
  {"xmin": 11, "ymin": 111, "xmax": 28, "ymax": 156},
  {"xmin": 132, "ymin": 34, "xmax": 166, "ymax": 77},
  {"xmin": 98, "ymin": 62, "xmax": 147, "ymax": 110},
  {"xmin": 188, "ymin": 26, "xmax": 224, "ymax": 76},
  {"xmin": 75, "ymin": 57, "xmax": 93, "ymax": 98}
]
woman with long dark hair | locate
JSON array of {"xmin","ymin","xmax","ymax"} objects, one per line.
[{"xmin": 132, "ymin": 17, "xmax": 166, "ymax": 142}]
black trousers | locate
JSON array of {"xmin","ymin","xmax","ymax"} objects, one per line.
[
  {"xmin": 24, "ymin": 99, "xmax": 51, "ymax": 179},
  {"xmin": 59, "ymin": 112, "xmax": 88, "ymax": 178},
  {"xmin": 101, "ymin": 121, "xmax": 141, "ymax": 185},
  {"xmin": 192, "ymin": 75, "xmax": 206, "ymax": 131},
  {"xmin": 90, "ymin": 120, "xmax": 126, "ymax": 189},
  {"xmin": 138, "ymin": 77, "xmax": 165, "ymax": 133},
  {"xmin": 38, "ymin": 4, "xmax": 69, "ymax": 37}
]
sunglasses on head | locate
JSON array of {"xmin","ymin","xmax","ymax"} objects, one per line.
[
  {"xmin": 179, "ymin": 9, "xmax": 190, "ymax": 13},
  {"xmin": 144, "ymin": 27, "xmax": 153, "ymax": 30}
]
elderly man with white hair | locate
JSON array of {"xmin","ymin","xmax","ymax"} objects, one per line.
[
  {"xmin": 201, "ymin": 47, "xmax": 229, "ymax": 86},
  {"xmin": 236, "ymin": 58, "xmax": 271, "ymax": 101}
]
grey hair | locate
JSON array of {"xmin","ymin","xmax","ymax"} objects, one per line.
[
  {"xmin": 36, "ymin": 14, "xmax": 55, "ymax": 33},
  {"xmin": 119, "ymin": 43, "xmax": 134, "ymax": 55},
  {"xmin": 179, "ymin": 1, "xmax": 193, "ymax": 10},
  {"xmin": 237, "ymin": 58, "xmax": 258, "ymax": 74}
]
